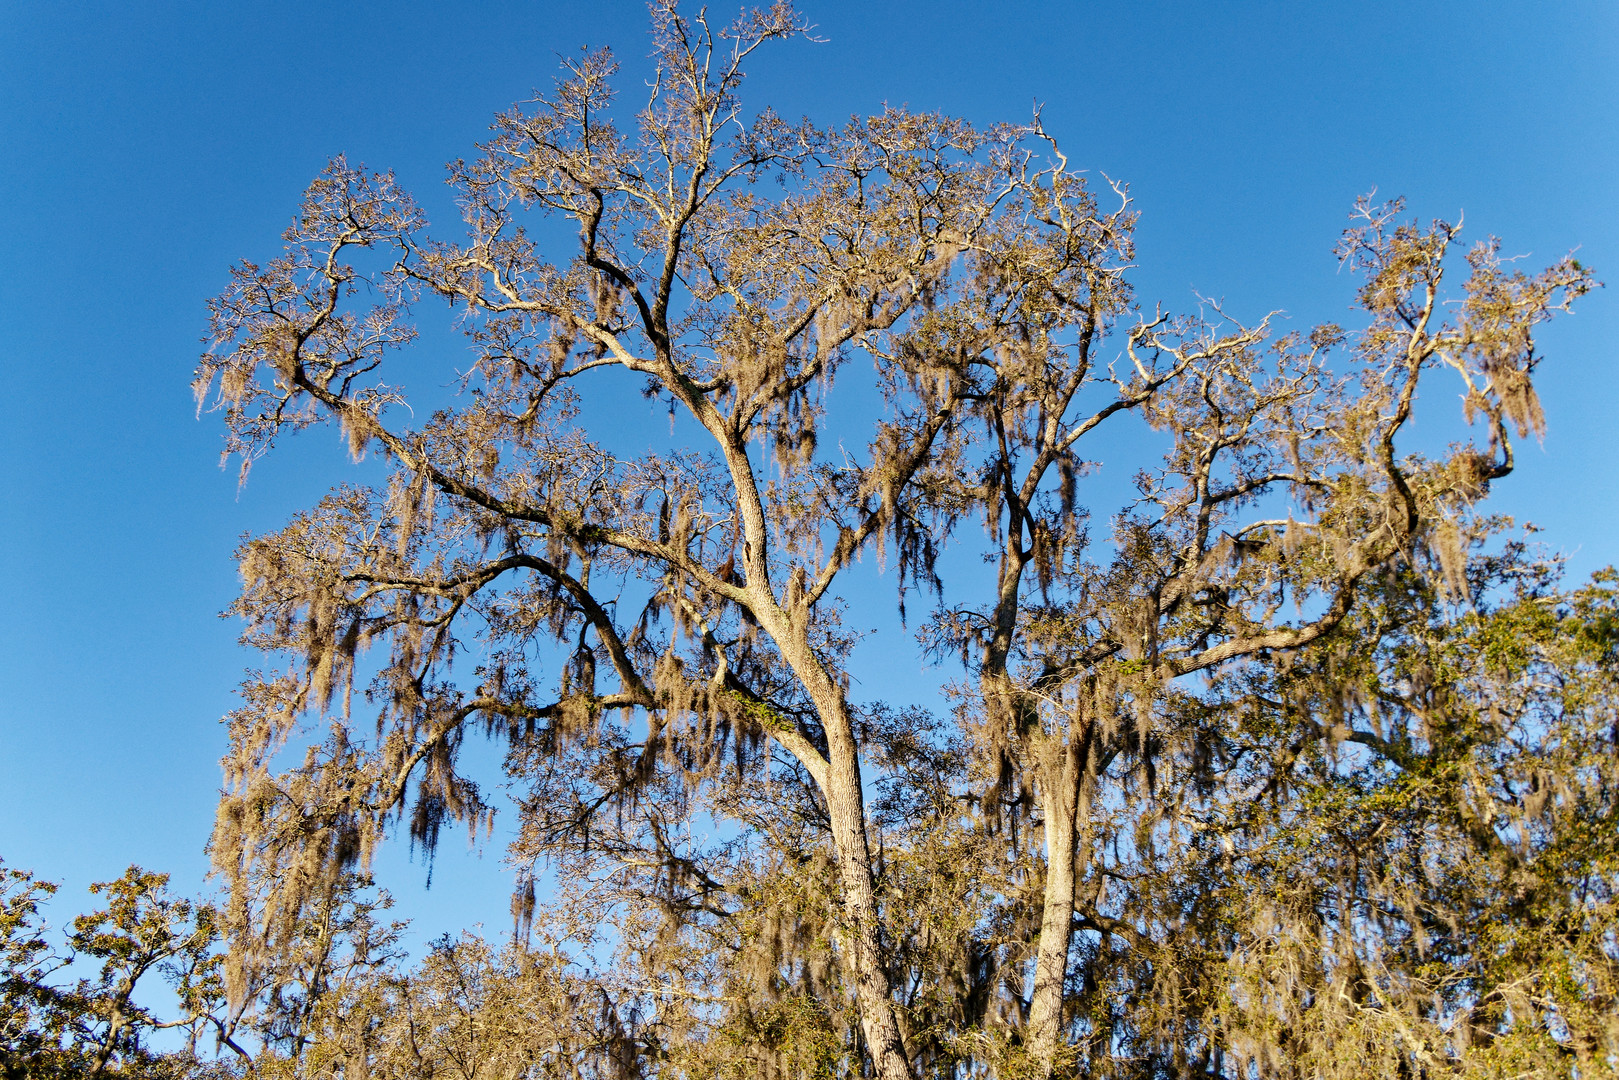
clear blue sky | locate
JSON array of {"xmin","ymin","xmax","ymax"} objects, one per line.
[{"xmin": 3, "ymin": 1, "xmax": 1615, "ymax": 944}]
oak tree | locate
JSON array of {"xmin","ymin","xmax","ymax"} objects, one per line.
[
  {"xmin": 195, "ymin": 3, "xmax": 1598, "ymax": 1076},
  {"xmin": 0, "ymin": 863, "xmax": 224, "ymax": 1078}
]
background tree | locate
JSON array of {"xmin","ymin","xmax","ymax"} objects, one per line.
[
  {"xmin": 0, "ymin": 864, "xmax": 225, "ymax": 1079},
  {"xmin": 1073, "ymin": 544, "xmax": 1619, "ymax": 1078},
  {"xmin": 192, "ymin": 3, "xmax": 1599, "ymax": 1077},
  {"xmin": 213, "ymin": 869, "xmax": 402, "ymax": 1071},
  {"xmin": 1, "ymin": 860, "xmax": 71, "ymax": 1075}
]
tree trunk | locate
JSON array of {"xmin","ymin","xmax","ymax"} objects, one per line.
[
  {"xmin": 806, "ymin": 674, "xmax": 913, "ymax": 1080},
  {"xmin": 729, "ymin": 436, "xmax": 913, "ymax": 1080},
  {"xmin": 1026, "ymin": 734, "xmax": 1084, "ymax": 1079},
  {"xmin": 90, "ymin": 1001, "xmax": 128, "ymax": 1077}
]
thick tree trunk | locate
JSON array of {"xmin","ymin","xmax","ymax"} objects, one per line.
[
  {"xmin": 1026, "ymin": 734, "xmax": 1084, "ymax": 1079},
  {"xmin": 728, "ymin": 438, "xmax": 913, "ymax": 1080},
  {"xmin": 810, "ymin": 680, "xmax": 913, "ymax": 1080}
]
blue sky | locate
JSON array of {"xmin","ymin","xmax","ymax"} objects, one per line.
[{"xmin": 2, "ymin": 0, "xmax": 1615, "ymax": 945}]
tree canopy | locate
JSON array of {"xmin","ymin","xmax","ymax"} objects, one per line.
[{"xmin": 5, "ymin": 3, "xmax": 1610, "ymax": 1078}]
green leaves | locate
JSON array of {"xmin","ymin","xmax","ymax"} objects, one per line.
[{"xmin": 0, "ymin": 863, "xmax": 222, "ymax": 1078}]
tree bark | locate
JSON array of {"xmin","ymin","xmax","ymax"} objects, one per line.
[
  {"xmin": 1026, "ymin": 734, "xmax": 1083, "ymax": 1078},
  {"xmin": 721, "ymin": 418, "xmax": 914, "ymax": 1078},
  {"xmin": 802, "ymin": 667, "xmax": 912, "ymax": 1080}
]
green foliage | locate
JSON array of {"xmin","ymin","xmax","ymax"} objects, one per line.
[
  {"xmin": 0, "ymin": 864, "xmax": 224, "ymax": 1079},
  {"xmin": 1120, "ymin": 559, "xmax": 1619, "ymax": 1078}
]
